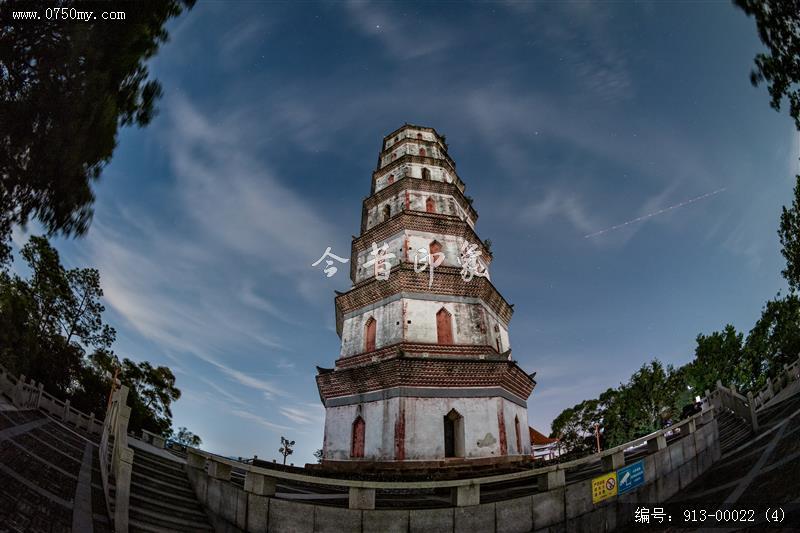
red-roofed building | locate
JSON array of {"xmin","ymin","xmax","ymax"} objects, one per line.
[{"xmin": 529, "ymin": 426, "xmax": 560, "ymax": 460}]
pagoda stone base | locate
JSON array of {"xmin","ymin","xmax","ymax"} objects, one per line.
[{"xmin": 322, "ymin": 395, "xmax": 531, "ymax": 462}]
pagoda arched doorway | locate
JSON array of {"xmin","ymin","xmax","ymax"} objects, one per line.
[{"xmin": 443, "ymin": 408, "xmax": 465, "ymax": 458}]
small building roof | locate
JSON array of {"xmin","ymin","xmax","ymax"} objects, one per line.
[{"xmin": 529, "ymin": 426, "xmax": 558, "ymax": 445}]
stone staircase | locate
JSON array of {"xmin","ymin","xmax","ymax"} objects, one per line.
[
  {"xmin": 128, "ymin": 446, "xmax": 213, "ymax": 532},
  {"xmin": 716, "ymin": 408, "xmax": 752, "ymax": 455}
]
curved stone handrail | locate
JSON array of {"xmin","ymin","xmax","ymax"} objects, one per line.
[
  {"xmin": 185, "ymin": 406, "xmax": 713, "ymax": 507},
  {"xmin": 751, "ymin": 355, "xmax": 800, "ymax": 411},
  {"xmin": 0, "ymin": 363, "xmax": 102, "ymax": 433},
  {"xmin": 99, "ymin": 385, "xmax": 134, "ymax": 532}
]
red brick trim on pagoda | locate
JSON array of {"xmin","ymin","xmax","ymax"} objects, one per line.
[{"xmin": 316, "ymin": 356, "xmax": 536, "ymax": 402}]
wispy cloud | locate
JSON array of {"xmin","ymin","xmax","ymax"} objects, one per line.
[
  {"xmin": 231, "ymin": 410, "xmax": 293, "ymax": 432},
  {"xmin": 520, "ymin": 188, "xmax": 597, "ymax": 236},
  {"xmin": 81, "ymin": 94, "xmax": 348, "ymax": 414},
  {"xmin": 279, "ymin": 404, "xmax": 325, "ymax": 425}
]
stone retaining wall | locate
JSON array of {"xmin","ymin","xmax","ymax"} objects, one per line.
[{"xmin": 186, "ymin": 418, "xmax": 719, "ymax": 533}]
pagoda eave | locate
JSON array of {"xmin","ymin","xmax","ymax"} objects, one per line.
[{"xmin": 316, "ymin": 356, "xmax": 536, "ymax": 407}]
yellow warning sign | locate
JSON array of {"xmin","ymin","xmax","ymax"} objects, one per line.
[{"xmin": 591, "ymin": 471, "xmax": 618, "ymax": 504}]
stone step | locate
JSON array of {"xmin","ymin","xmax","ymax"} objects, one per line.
[
  {"xmin": 134, "ymin": 447, "xmax": 187, "ymax": 468},
  {"xmin": 130, "ymin": 517, "xmax": 196, "ymax": 533},
  {"xmin": 131, "ymin": 492, "xmax": 208, "ymax": 522},
  {"xmin": 130, "ymin": 505, "xmax": 213, "ymax": 532},
  {"xmin": 132, "ymin": 470, "xmax": 196, "ymax": 497},
  {"xmin": 130, "ymin": 479, "xmax": 205, "ymax": 511},
  {"xmin": 133, "ymin": 461, "xmax": 193, "ymax": 487},
  {"xmin": 134, "ymin": 452, "xmax": 187, "ymax": 477}
]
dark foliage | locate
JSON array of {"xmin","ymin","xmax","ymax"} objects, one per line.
[{"xmin": 0, "ymin": 0, "xmax": 195, "ymax": 263}]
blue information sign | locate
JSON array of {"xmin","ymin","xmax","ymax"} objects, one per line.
[{"xmin": 617, "ymin": 460, "xmax": 645, "ymax": 494}]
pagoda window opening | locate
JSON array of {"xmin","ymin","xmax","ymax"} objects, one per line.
[
  {"xmin": 443, "ymin": 409, "xmax": 465, "ymax": 458},
  {"xmin": 419, "ymin": 147, "xmax": 427, "ymax": 157},
  {"xmin": 382, "ymin": 204, "xmax": 391, "ymax": 222},
  {"xmin": 426, "ymin": 196, "xmax": 436, "ymax": 213},
  {"xmin": 436, "ymin": 307, "xmax": 453, "ymax": 344},
  {"xmin": 351, "ymin": 416, "xmax": 365, "ymax": 458},
  {"xmin": 429, "ymin": 240, "xmax": 442, "ymax": 256},
  {"xmin": 421, "ymin": 168, "xmax": 431, "ymax": 180},
  {"xmin": 417, "ymin": 132, "xmax": 422, "ymax": 139},
  {"xmin": 387, "ymin": 174, "xmax": 394, "ymax": 185},
  {"xmin": 515, "ymin": 415, "xmax": 521, "ymax": 454},
  {"xmin": 364, "ymin": 317, "xmax": 376, "ymax": 352}
]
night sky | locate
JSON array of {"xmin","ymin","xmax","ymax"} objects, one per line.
[{"xmin": 11, "ymin": 1, "xmax": 799, "ymax": 464}]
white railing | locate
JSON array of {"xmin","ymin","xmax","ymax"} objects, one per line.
[
  {"xmin": 707, "ymin": 380, "xmax": 758, "ymax": 432},
  {"xmin": 99, "ymin": 385, "xmax": 134, "ymax": 533},
  {"xmin": 0, "ymin": 363, "xmax": 102, "ymax": 434},
  {"xmin": 751, "ymin": 355, "xmax": 800, "ymax": 411}
]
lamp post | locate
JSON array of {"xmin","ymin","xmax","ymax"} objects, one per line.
[{"xmin": 595, "ymin": 423, "xmax": 602, "ymax": 453}]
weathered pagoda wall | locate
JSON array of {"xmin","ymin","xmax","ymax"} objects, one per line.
[
  {"xmin": 338, "ymin": 298, "xmax": 509, "ymax": 357},
  {"xmin": 352, "ymin": 231, "xmax": 486, "ymax": 283},
  {"xmin": 322, "ymin": 396, "xmax": 530, "ymax": 461},
  {"xmin": 363, "ymin": 193, "xmax": 466, "ymax": 232}
]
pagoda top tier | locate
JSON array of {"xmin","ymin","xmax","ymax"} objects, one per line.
[{"xmin": 378, "ymin": 125, "xmax": 454, "ymax": 167}]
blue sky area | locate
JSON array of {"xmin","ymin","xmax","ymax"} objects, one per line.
[{"xmin": 11, "ymin": 1, "xmax": 800, "ymax": 464}]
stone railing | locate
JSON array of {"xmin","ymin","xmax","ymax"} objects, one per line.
[
  {"xmin": 183, "ymin": 408, "xmax": 718, "ymax": 531},
  {"xmin": 0, "ymin": 363, "xmax": 102, "ymax": 434},
  {"xmin": 751, "ymin": 355, "xmax": 800, "ymax": 411},
  {"xmin": 707, "ymin": 380, "xmax": 759, "ymax": 432},
  {"xmin": 99, "ymin": 385, "xmax": 134, "ymax": 533}
]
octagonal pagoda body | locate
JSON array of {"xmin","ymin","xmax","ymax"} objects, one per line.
[{"xmin": 316, "ymin": 125, "xmax": 536, "ymax": 466}]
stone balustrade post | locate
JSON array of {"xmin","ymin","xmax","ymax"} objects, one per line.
[
  {"xmin": 647, "ymin": 434, "xmax": 667, "ymax": 453},
  {"xmin": 244, "ymin": 471, "xmax": 277, "ymax": 496},
  {"xmin": 15, "ymin": 374, "xmax": 26, "ymax": 406},
  {"xmin": 114, "ymin": 447, "xmax": 134, "ymax": 533},
  {"xmin": 36, "ymin": 383, "xmax": 44, "ymax": 409},
  {"xmin": 26, "ymin": 379, "xmax": 35, "ymax": 407},
  {"xmin": 208, "ymin": 458, "xmax": 232, "ymax": 481},
  {"xmin": 348, "ymin": 487, "xmax": 376, "ymax": 510},
  {"xmin": 686, "ymin": 418, "xmax": 696, "ymax": 434},
  {"xmin": 88, "ymin": 412, "xmax": 95, "ymax": 432},
  {"xmin": 747, "ymin": 392, "xmax": 759, "ymax": 432},
  {"xmin": 186, "ymin": 449, "xmax": 207, "ymax": 470},
  {"xmin": 451, "ymin": 484, "xmax": 480, "ymax": 507},
  {"xmin": 63, "ymin": 399, "xmax": 71, "ymax": 423},
  {"xmin": 601, "ymin": 450, "xmax": 625, "ymax": 471},
  {"xmin": 537, "ymin": 469, "xmax": 565, "ymax": 491}
]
